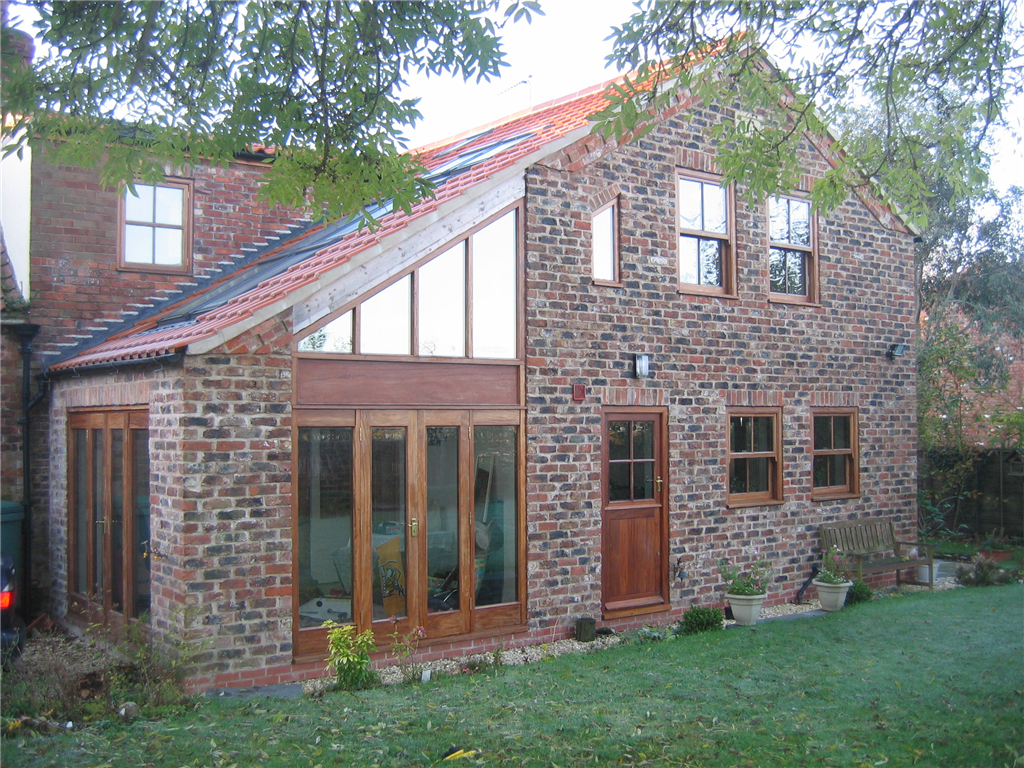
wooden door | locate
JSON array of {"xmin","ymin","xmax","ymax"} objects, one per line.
[
  {"xmin": 601, "ymin": 409, "xmax": 669, "ymax": 617},
  {"xmin": 68, "ymin": 410, "xmax": 151, "ymax": 635},
  {"xmin": 358, "ymin": 411, "xmax": 418, "ymax": 641}
]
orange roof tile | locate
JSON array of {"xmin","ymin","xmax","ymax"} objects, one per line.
[{"xmin": 48, "ymin": 76, "xmax": 622, "ymax": 373}]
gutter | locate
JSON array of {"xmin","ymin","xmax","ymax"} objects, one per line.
[{"xmin": 45, "ymin": 351, "xmax": 184, "ymax": 378}]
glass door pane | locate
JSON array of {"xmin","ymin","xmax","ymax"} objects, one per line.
[
  {"xmin": 426, "ymin": 426, "xmax": 460, "ymax": 614},
  {"xmin": 371, "ymin": 427, "xmax": 408, "ymax": 620},
  {"xmin": 473, "ymin": 426, "xmax": 517, "ymax": 606},
  {"xmin": 297, "ymin": 427, "xmax": 355, "ymax": 628},
  {"xmin": 110, "ymin": 429, "xmax": 125, "ymax": 614},
  {"xmin": 91, "ymin": 429, "xmax": 104, "ymax": 600},
  {"xmin": 130, "ymin": 428, "xmax": 151, "ymax": 621},
  {"xmin": 72, "ymin": 429, "xmax": 88, "ymax": 595}
]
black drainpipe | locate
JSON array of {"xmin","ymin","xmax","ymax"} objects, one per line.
[{"xmin": 13, "ymin": 323, "xmax": 42, "ymax": 617}]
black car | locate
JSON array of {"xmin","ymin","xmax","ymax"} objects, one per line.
[{"xmin": 1, "ymin": 552, "xmax": 25, "ymax": 662}]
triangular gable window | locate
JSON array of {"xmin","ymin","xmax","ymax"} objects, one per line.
[{"xmin": 298, "ymin": 205, "xmax": 520, "ymax": 360}]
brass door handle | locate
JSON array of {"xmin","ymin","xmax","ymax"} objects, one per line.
[
  {"xmin": 409, "ymin": 518, "xmax": 419, "ymax": 537},
  {"xmin": 656, "ymin": 477, "xmax": 663, "ymax": 492}
]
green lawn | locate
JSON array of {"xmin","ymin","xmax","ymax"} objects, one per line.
[{"xmin": 4, "ymin": 585, "xmax": 1023, "ymax": 768}]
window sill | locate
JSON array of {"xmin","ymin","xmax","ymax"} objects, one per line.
[
  {"xmin": 677, "ymin": 286, "xmax": 737, "ymax": 299},
  {"xmin": 592, "ymin": 278, "xmax": 624, "ymax": 289},
  {"xmin": 768, "ymin": 293, "xmax": 821, "ymax": 308},
  {"xmin": 812, "ymin": 491, "xmax": 860, "ymax": 502},
  {"xmin": 726, "ymin": 497, "xmax": 785, "ymax": 510},
  {"xmin": 118, "ymin": 263, "xmax": 192, "ymax": 276}
]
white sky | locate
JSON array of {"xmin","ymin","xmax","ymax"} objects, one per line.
[{"xmin": 10, "ymin": 0, "xmax": 1022, "ymax": 191}]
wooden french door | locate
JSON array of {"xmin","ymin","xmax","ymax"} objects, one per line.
[
  {"xmin": 601, "ymin": 408, "xmax": 669, "ymax": 618},
  {"xmin": 68, "ymin": 410, "xmax": 152, "ymax": 634},
  {"xmin": 295, "ymin": 409, "xmax": 522, "ymax": 655}
]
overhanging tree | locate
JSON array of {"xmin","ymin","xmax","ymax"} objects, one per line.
[
  {"xmin": 598, "ymin": 0, "xmax": 1023, "ymax": 227},
  {"xmin": 0, "ymin": 0, "xmax": 540, "ymax": 225}
]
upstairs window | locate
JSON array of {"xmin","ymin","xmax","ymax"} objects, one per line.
[
  {"xmin": 768, "ymin": 195, "xmax": 817, "ymax": 302},
  {"xmin": 298, "ymin": 204, "xmax": 520, "ymax": 360},
  {"xmin": 592, "ymin": 201, "xmax": 620, "ymax": 284},
  {"xmin": 120, "ymin": 180, "xmax": 192, "ymax": 273},
  {"xmin": 677, "ymin": 173, "xmax": 735, "ymax": 296}
]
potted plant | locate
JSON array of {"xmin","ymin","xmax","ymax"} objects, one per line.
[
  {"xmin": 719, "ymin": 556, "xmax": 773, "ymax": 626},
  {"xmin": 978, "ymin": 534, "xmax": 1015, "ymax": 562},
  {"xmin": 813, "ymin": 544, "xmax": 853, "ymax": 611}
]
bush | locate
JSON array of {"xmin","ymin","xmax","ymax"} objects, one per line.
[
  {"xmin": 955, "ymin": 556, "xmax": 1016, "ymax": 587},
  {"xmin": 324, "ymin": 622, "xmax": 379, "ymax": 690},
  {"xmin": 844, "ymin": 580, "xmax": 874, "ymax": 606},
  {"xmin": 676, "ymin": 606, "xmax": 724, "ymax": 635}
]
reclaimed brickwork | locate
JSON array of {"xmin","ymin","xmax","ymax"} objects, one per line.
[
  {"xmin": 45, "ymin": 311, "xmax": 300, "ymax": 689},
  {"xmin": 523, "ymin": 103, "xmax": 917, "ymax": 633},
  {"xmin": 28, "ymin": 158, "xmax": 309, "ymax": 362},
  {"xmin": 36, "ymin": 98, "xmax": 919, "ymax": 690}
]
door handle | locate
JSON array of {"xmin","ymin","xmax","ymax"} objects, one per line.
[
  {"xmin": 409, "ymin": 518, "xmax": 419, "ymax": 537},
  {"xmin": 656, "ymin": 476, "xmax": 663, "ymax": 492}
]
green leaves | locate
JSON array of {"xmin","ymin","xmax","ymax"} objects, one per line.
[
  {"xmin": 1, "ymin": 1, "xmax": 538, "ymax": 224},
  {"xmin": 600, "ymin": 0, "xmax": 1022, "ymax": 227}
]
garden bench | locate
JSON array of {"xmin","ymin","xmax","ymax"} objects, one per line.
[{"xmin": 819, "ymin": 518, "xmax": 934, "ymax": 588}]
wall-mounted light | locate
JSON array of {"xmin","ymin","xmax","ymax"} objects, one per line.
[
  {"xmin": 886, "ymin": 343, "xmax": 909, "ymax": 360},
  {"xmin": 633, "ymin": 353, "xmax": 653, "ymax": 379}
]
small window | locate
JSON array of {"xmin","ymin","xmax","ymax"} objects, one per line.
[
  {"xmin": 120, "ymin": 179, "xmax": 192, "ymax": 272},
  {"xmin": 592, "ymin": 202, "xmax": 619, "ymax": 284},
  {"xmin": 727, "ymin": 408, "xmax": 783, "ymax": 507},
  {"xmin": 812, "ymin": 410, "xmax": 859, "ymax": 499},
  {"xmin": 678, "ymin": 173, "xmax": 735, "ymax": 295},
  {"xmin": 768, "ymin": 195, "xmax": 817, "ymax": 302}
]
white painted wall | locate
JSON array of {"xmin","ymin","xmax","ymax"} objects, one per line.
[{"xmin": 0, "ymin": 136, "xmax": 32, "ymax": 297}]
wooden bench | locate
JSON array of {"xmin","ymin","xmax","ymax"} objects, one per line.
[{"xmin": 819, "ymin": 518, "xmax": 934, "ymax": 588}]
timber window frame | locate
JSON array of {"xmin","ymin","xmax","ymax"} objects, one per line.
[
  {"xmin": 768, "ymin": 194, "xmax": 818, "ymax": 304},
  {"xmin": 296, "ymin": 201, "xmax": 523, "ymax": 360},
  {"xmin": 676, "ymin": 170, "xmax": 736, "ymax": 297},
  {"xmin": 118, "ymin": 178, "xmax": 193, "ymax": 274},
  {"xmin": 811, "ymin": 409, "xmax": 860, "ymax": 500},
  {"xmin": 591, "ymin": 199, "xmax": 621, "ymax": 286},
  {"xmin": 727, "ymin": 407, "xmax": 783, "ymax": 507}
]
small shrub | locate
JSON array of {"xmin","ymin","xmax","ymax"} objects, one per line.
[
  {"xmin": 633, "ymin": 626, "xmax": 667, "ymax": 644},
  {"xmin": 388, "ymin": 622, "xmax": 427, "ymax": 684},
  {"xmin": 676, "ymin": 606, "xmax": 724, "ymax": 635},
  {"xmin": 324, "ymin": 622, "xmax": 379, "ymax": 690},
  {"xmin": 844, "ymin": 580, "xmax": 874, "ymax": 606},
  {"xmin": 106, "ymin": 623, "xmax": 191, "ymax": 710},
  {"xmin": 955, "ymin": 556, "xmax": 1015, "ymax": 587}
]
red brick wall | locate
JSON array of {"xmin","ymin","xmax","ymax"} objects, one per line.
[
  {"xmin": 39, "ymin": 103, "xmax": 920, "ymax": 690},
  {"xmin": 28, "ymin": 157, "xmax": 310, "ymax": 362},
  {"xmin": 0, "ymin": 327, "xmax": 22, "ymax": 501},
  {"xmin": 523, "ymin": 105, "xmax": 918, "ymax": 631}
]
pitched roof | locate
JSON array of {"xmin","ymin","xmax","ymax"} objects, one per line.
[{"xmin": 47, "ymin": 77, "xmax": 623, "ymax": 373}]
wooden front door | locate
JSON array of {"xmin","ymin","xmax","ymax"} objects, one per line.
[{"xmin": 601, "ymin": 409, "xmax": 669, "ymax": 618}]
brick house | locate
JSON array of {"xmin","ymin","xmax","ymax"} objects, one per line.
[{"xmin": 0, "ymin": 70, "xmax": 918, "ymax": 690}]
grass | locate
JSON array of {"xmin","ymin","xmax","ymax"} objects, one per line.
[{"xmin": 3, "ymin": 585, "xmax": 1023, "ymax": 767}]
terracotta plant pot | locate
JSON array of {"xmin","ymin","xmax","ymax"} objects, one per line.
[
  {"xmin": 726, "ymin": 593, "xmax": 766, "ymax": 626},
  {"xmin": 813, "ymin": 579, "xmax": 852, "ymax": 612}
]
